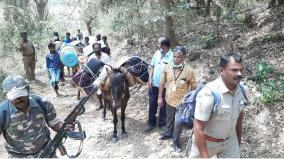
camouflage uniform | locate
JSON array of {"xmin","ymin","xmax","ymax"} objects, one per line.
[{"xmin": 0, "ymin": 94, "xmax": 61, "ymax": 158}]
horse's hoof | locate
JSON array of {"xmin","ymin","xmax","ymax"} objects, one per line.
[
  {"xmin": 112, "ymin": 137, "xmax": 118, "ymax": 143},
  {"xmin": 122, "ymin": 132, "xmax": 128, "ymax": 139}
]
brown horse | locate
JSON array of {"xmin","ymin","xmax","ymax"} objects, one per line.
[{"xmin": 101, "ymin": 68, "xmax": 130, "ymax": 143}]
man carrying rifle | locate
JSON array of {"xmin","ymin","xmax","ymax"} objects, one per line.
[{"xmin": 0, "ymin": 75, "xmax": 75, "ymax": 158}]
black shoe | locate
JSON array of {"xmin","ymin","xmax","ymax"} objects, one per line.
[
  {"xmin": 96, "ymin": 105, "xmax": 103, "ymax": 110},
  {"xmin": 159, "ymin": 125, "xmax": 166, "ymax": 130},
  {"xmin": 144, "ymin": 125, "xmax": 155, "ymax": 133},
  {"xmin": 159, "ymin": 135, "xmax": 172, "ymax": 140},
  {"xmin": 173, "ymin": 142, "xmax": 182, "ymax": 152}
]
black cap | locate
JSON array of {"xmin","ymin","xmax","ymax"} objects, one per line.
[{"xmin": 173, "ymin": 46, "xmax": 186, "ymax": 55}]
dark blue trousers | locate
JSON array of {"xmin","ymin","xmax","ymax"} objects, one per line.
[{"xmin": 148, "ymin": 86, "xmax": 167, "ymax": 127}]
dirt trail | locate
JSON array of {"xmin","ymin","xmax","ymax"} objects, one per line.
[
  {"xmin": 0, "ymin": 45, "xmax": 192, "ymax": 158},
  {"xmin": 1, "ymin": 39, "xmax": 283, "ymax": 158}
]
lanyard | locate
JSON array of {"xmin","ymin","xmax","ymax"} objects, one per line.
[{"xmin": 173, "ymin": 66, "xmax": 184, "ymax": 82}]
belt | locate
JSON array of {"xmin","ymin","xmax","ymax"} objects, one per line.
[
  {"xmin": 205, "ymin": 134, "xmax": 229, "ymax": 142},
  {"xmin": 23, "ymin": 54, "xmax": 35, "ymax": 57}
]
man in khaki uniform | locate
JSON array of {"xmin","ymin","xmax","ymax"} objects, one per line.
[
  {"xmin": 158, "ymin": 46, "xmax": 196, "ymax": 151},
  {"xmin": 190, "ymin": 52, "xmax": 248, "ymax": 158},
  {"xmin": 17, "ymin": 32, "xmax": 36, "ymax": 81}
]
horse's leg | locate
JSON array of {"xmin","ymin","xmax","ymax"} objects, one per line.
[
  {"xmin": 121, "ymin": 102, "xmax": 128, "ymax": 139},
  {"xmin": 96, "ymin": 94, "xmax": 104, "ymax": 110},
  {"xmin": 102, "ymin": 98, "xmax": 107, "ymax": 120},
  {"xmin": 112, "ymin": 108, "xmax": 118, "ymax": 143},
  {"xmin": 77, "ymin": 89, "xmax": 80, "ymax": 100}
]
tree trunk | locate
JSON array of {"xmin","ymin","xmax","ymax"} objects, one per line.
[
  {"xmin": 85, "ymin": 19, "xmax": 93, "ymax": 36},
  {"xmin": 196, "ymin": 0, "xmax": 205, "ymax": 15},
  {"xmin": 158, "ymin": 0, "xmax": 176, "ymax": 48},
  {"xmin": 205, "ymin": 0, "xmax": 212, "ymax": 16},
  {"xmin": 34, "ymin": 0, "xmax": 48, "ymax": 21},
  {"xmin": 269, "ymin": 0, "xmax": 277, "ymax": 8},
  {"xmin": 21, "ymin": 0, "xmax": 30, "ymax": 28}
]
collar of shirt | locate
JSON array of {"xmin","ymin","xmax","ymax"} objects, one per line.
[
  {"xmin": 172, "ymin": 63, "xmax": 184, "ymax": 69},
  {"xmin": 217, "ymin": 77, "xmax": 232, "ymax": 95},
  {"xmin": 48, "ymin": 51, "xmax": 59, "ymax": 57},
  {"xmin": 217, "ymin": 77, "xmax": 243, "ymax": 95},
  {"xmin": 159, "ymin": 49, "xmax": 172, "ymax": 58}
]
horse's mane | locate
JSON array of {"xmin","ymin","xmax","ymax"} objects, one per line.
[{"xmin": 111, "ymin": 68, "xmax": 129, "ymax": 101}]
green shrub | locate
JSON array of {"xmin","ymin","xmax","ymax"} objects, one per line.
[
  {"xmin": 200, "ymin": 33, "xmax": 217, "ymax": 49},
  {"xmin": 254, "ymin": 60, "xmax": 283, "ymax": 104},
  {"xmin": 255, "ymin": 60, "xmax": 272, "ymax": 82},
  {"xmin": 258, "ymin": 80, "xmax": 277, "ymax": 104}
]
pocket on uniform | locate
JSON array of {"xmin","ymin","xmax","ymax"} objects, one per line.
[{"xmin": 215, "ymin": 107, "xmax": 231, "ymax": 121}]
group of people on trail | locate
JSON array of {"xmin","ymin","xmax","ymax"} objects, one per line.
[
  {"xmin": 0, "ymin": 31, "xmax": 249, "ymax": 158},
  {"xmin": 48, "ymin": 30, "xmax": 111, "ymax": 96},
  {"xmin": 0, "ymin": 30, "xmax": 113, "ymax": 158},
  {"xmin": 144, "ymin": 36, "xmax": 248, "ymax": 158}
]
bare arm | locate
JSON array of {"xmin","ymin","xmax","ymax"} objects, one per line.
[
  {"xmin": 158, "ymin": 66, "xmax": 166, "ymax": 107},
  {"xmin": 17, "ymin": 42, "xmax": 24, "ymax": 51},
  {"xmin": 52, "ymin": 122, "xmax": 63, "ymax": 132},
  {"xmin": 158, "ymin": 82, "xmax": 165, "ymax": 107},
  {"xmin": 236, "ymin": 111, "xmax": 244, "ymax": 145},
  {"xmin": 52, "ymin": 122, "xmax": 74, "ymax": 132},
  {"xmin": 193, "ymin": 119, "xmax": 209, "ymax": 158},
  {"xmin": 32, "ymin": 43, "xmax": 36, "ymax": 54},
  {"xmin": 188, "ymin": 71, "xmax": 196, "ymax": 90},
  {"xmin": 148, "ymin": 65, "xmax": 154, "ymax": 89}
]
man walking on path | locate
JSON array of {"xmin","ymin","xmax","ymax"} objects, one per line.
[
  {"xmin": 144, "ymin": 36, "xmax": 173, "ymax": 133},
  {"xmin": 0, "ymin": 75, "xmax": 74, "ymax": 157},
  {"xmin": 158, "ymin": 46, "xmax": 196, "ymax": 153},
  {"xmin": 190, "ymin": 52, "xmax": 248, "ymax": 158},
  {"xmin": 17, "ymin": 32, "xmax": 36, "ymax": 81},
  {"xmin": 88, "ymin": 43, "xmax": 111, "ymax": 110}
]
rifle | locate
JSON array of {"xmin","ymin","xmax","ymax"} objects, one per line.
[{"xmin": 38, "ymin": 86, "xmax": 98, "ymax": 158}]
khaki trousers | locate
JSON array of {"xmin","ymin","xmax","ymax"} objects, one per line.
[
  {"xmin": 189, "ymin": 133, "xmax": 240, "ymax": 158},
  {"xmin": 22, "ymin": 56, "xmax": 36, "ymax": 81}
]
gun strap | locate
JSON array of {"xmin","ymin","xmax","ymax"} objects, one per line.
[{"xmin": 61, "ymin": 121, "xmax": 85, "ymax": 158}]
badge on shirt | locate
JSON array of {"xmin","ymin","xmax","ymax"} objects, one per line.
[{"xmin": 172, "ymin": 83, "xmax": 177, "ymax": 92}]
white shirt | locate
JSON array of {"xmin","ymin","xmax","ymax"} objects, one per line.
[
  {"xmin": 88, "ymin": 52, "xmax": 111, "ymax": 65},
  {"xmin": 96, "ymin": 40, "xmax": 106, "ymax": 48}
]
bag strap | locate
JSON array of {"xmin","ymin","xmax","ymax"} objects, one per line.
[
  {"xmin": 1, "ymin": 101, "xmax": 11, "ymax": 138},
  {"xmin": 210, "ymin": 89, "xmax": 221, "ymax": 113},
  {"xmin": 239, "ymin": 83, "xmax": 249, "ymax": 105}
]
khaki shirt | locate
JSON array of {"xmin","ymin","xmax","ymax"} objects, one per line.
[
  {"xmin": 160, "ymin": 64, "xmax": 196, "ymax": 107},
  {"xmin": 194, "ymin": 77, "xmax": 248, "ymax": 139},
  {"xmin": 18, "ymin": 40, "xmax": 35, "ymax": 56}
]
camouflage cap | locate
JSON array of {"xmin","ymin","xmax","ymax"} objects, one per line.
[{"xmin": 2, "ymin": 75, "xmax": 29, "ymax": 100}]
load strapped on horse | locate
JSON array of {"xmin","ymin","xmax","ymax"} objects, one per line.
[
  {"xmin": 72, "ymin": 55, "xmax": 150, "ymax": 143},
  {"xmin": 72, "ymin": 58, "xmax": 105, "ymax": 96},
  {"xmin": 120, "ymin": 56, "xmax": 149, "ymax": 85},
  {"xmin": 73, "ymin": 55, "xmax": 150, "ymax": 96},
  {"xmin": 59, "ymin": 44, "xmax": 80, "ymax": 67}
]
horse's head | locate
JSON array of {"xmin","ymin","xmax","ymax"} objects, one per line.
[{"xmin": 107, "ymin": 68, "xmax": 130, "ymax": 109}]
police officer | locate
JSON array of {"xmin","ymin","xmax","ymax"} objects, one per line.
[
  {"xmin": 17, "ymin": 32, "xmax": 36, "ymax": 81},
  {"xmin": 0, "ymin": 75, "xmax": 72, "ymax": 157},
  {"xmin": 190, "ymin": 52, "xmax": 248, "ymax": 158}
]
